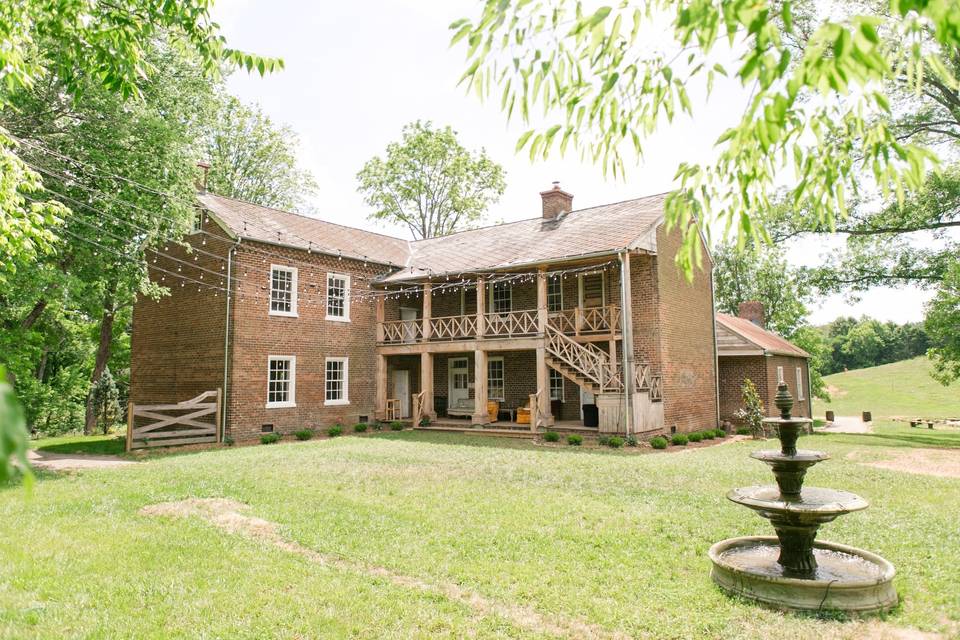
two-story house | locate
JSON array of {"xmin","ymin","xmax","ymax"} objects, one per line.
[{"xmin": 130, "ymin": 184, "xmax": 720, "ymax": 442}]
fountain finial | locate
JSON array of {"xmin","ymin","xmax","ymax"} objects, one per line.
[{"xmin": 774, "ymin": 381, "xmax": 793, "ymax": 419}]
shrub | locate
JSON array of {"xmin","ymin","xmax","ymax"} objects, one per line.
[
  {"xmin": 597, "ymin": 435, "xmax": 611, "ymax": 446},
  {"xmin": 735, "ymin": 378, "xmax": 766, "ymax": 439},
  {"xmin": 353, "ymin": 423, "xmax": 368, "ymax": 433},
  {"xmin": 688, "ymin": 431, "xmax": 703, "ymax": 443},
  {"xmin": 389, "ymin": 421, "xmax": 404, "ymax": 431},
  {"xmin": 294, "ymin": 429, "xmax": 313, "ymax": 441},
  {"xmin": 671, "ymin": 433, "xmax": 689, "ymax": 446},
  {"xmin": 567, "ymin": 434, "xmax": 583, "ymax": 446},
  {"xmin": 327, "ymin": 425, "xmax": 343, "ymax": 437},
  {"xmin": 735, "ymin": 427, "xmax": 752, "ymax": 436},
  {"xmin": 714, "ymin": 428, "xmax": 726, "ymax": 438},
  {"xmin": 701, "ymin": 430, "xmax": 716, "ymax": 440},
  {"xmin": 626, "ymin": 435, "xmax": 638, "ymax": 447},
  {"xmin": 260, "ymin": 432, "xmax": 281, "ymax": 445},
  {"xmin": 223, "ymin": 436, "xmax": 235, "ymax": 447},
  {"xmin": 607, "ymin": 436, "xmax": 624, "ymax": 448},
  {"xmin": 418, "ymin": 417, "xmax": 431, "ymax": 427},
  {"xmin": 371, "ymin": 421, "xmax": 383, "ymax": 431},
  {"xmin": 543, "ymin": 431, "xmax": 560, "ymax": 442},
  {"xmin": 650, "ymin": 436, "xmax": 668, "ymax": 449}
]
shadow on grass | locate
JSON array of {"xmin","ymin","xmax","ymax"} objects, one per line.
[{"xmin": 34, "ymin": 436, "xmax": 126, "ymax": 456}]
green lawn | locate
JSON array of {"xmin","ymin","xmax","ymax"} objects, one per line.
[
  {"xmin": 29, "ymin": 433, "xmax": 126, "ymax": 456},
  {"xmin": 2, "ymin": 431, "xmax": 959, "ymax": 639},
  {"xmin": 814, "ymin": 357, "xmax": 960, "ymax": 419}
]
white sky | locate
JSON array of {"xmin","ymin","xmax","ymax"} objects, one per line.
[{"xmin": 212, "ymin": 0, "xmax": 933, "ymax": 325}]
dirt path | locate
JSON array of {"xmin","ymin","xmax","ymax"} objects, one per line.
[
  {"xmin": 846, "ymin": 447, "xmax": 960, "ymax": 479},
  {"xmin": 142, "ymin": 498, "xmax": 629, "ymax": 640},
  {"xmin": 27, "ymin": 449, "xmax": 135, "ymax": 471},
  {"xmin": 821, "ymin": 415, "xmax": 874, "ymax": 434}
]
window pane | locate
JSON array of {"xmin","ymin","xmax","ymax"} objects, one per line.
[
  {"xmin": 493, "ymin": 283, "xmax": 511, "ymax": 313},
  {"xmin": 269, "ymin": 358, "xmax": 291, "ymax": 403},
  {"xmin": 487, "ymin": 359, "xmax": 504, "ymax": 401},
  {"xmin": 547, "ymin": 276, "xmax": 562, "ymax": 312},
  {"xmin": 327, "ymin": 275, "xmax": 346, "ymax": 317},
  {"xmin": 549, "ymin": 369, "xmax": 564, "ymax": 401},
  {"xmin": 326, "ymin": 360, "xmax": 345, "ymax": 401},
  {"xmin": 271, "ymin": 268, "xmax": 293, "ymax": 313}
]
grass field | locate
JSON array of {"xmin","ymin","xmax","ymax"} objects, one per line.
[
  {"xmin": 29, "ymin": 433, "xmax": 126, "ymax": 456},
  {"xmin": 814, "ymin": 356, "xmax": 960, "ymax": 420},
  {"xmin": 3, "ymin": 430, "xmax": 959, "ymax": 639}
]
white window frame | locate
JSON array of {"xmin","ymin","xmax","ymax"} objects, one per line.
[
  {"xmin": 489, "ymin": 282, "xmax": 512, "ymax": 314},
  {"xmin": 549, "ymin": 369, "xmax": 565, "ymax": 401},
  {"xmin": 487, "ymin": 356, "xmax": 505, "ymax": 402},
  {"xmin": 776, "ymin": 365, "xmax": 784, "ymax": 384},
  {"xmin": 326, "ymin": 272, "xmax": 351, "ymax": 322},
  {"xmin": 547, "ymin": 276, "xmax": 563, "ymax": 312},
  {"xmin": 269, "ymin": 265, "xmax": 298, "ymax": 317},
  {"xmin": 266, "ymin": 355, "xmax": 296, "ymax": 408},
  {"xmin": 796, "ymin": 366, "xmax": 805, "ymax": 401},
  {"xmin": 191, "ymin": 211, "xmax": 204, "ymax": 234},
  {"xmin": 324, "ymin": 357, "xmax": 349, "ymax": 405}
]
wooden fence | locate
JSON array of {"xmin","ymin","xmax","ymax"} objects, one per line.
[{"xmin": 126, "ymin": 389, "xmax": 221, "ymax": 451}]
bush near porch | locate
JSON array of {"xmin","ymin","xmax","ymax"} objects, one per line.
[{"xmin": 2, "ymin": 428, "xmax": 958, "ymax": 638}]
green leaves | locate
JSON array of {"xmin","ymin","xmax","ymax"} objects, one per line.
[{"xmin": 0, "ymin": 366, "xmax": 31, "ymax": 486}]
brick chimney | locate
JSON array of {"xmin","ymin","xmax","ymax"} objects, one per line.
[
  {"xmin": 738, "ymin": 301, "xmax": 765, "ymax": 328},
  {"xmin": 196, "ymin": 161, "xmax": 211, "ymax": 192},
  {"xmin": 540, "ymin": 181, "xmax": 573, "ymax": 220}
]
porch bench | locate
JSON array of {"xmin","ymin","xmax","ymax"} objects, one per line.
[{"xmin": 446, "ymin": 398, "xmax": 474, "ymax": 418}]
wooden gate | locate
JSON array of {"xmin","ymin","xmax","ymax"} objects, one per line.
[{"xmin": 126, "ymin": 389, "xmax": 222, "ymax": 451}]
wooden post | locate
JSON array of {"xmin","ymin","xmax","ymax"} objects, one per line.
[
  {"xmin": 375, "ymin": 296, "xmax": 385, "ymax": 343},
  {"xmin": 420, "ymin": 352, "xmax": 435, "ymax": 419},
  {"xmin": 536, "ymin": 267, "xmax": 548, "ymax": 334},
  {"xmin": 536, "ymin": 345, "xmax": 553, "ymax": 426},
  {"xmin": 472, "ymin": 349, "xmax": 488, "ymax": 424},
  {"xmin": 422, "ymin": 282, "xmax": 432, "ymax": 341},
  {"xmin": 529, "ymin": 392, "xmax": 539, "ymax": 433},
  {"xmin": 215, "ymin": 387, "xmax": 223, "ymax": 443},
  {"xmin": 476, "ymin": 276, "xmax": 485, "ymax": 338},
  {"xmin": 125, "ymin": 400, "xmax": 134, "ymax": 452},
  {"xmin": 574, "ymin": 306, "xmax": 582, "ymax": 336},
  {"xmin": 412, "ymin": 392, "xmax": 422, "ymax": 429},
  {"xmin": 375, "ymin": 353, "xmax": 387, "ymax": 420}
]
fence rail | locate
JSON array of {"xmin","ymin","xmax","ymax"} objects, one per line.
[
  {"xmin": 484, "ymin": 310, "xmax": 539, "ymax": 337},
  {"xmin": 127, "ymin": 389, "xmax": 221, "ymax": 450}
]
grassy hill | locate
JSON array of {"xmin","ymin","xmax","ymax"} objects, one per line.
[{"xmin": 814, "ymin": 356, "xmax": 960, "ymax": 419}]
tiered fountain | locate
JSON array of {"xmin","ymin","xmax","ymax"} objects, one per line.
[{"xmin": 708, "ymin": 382, "xmax": 898, "ymax": 613}]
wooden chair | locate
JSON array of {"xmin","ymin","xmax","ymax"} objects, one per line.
[{"xmin": 386, "ymin": 398, "xmax": 400, "ymax": 421}]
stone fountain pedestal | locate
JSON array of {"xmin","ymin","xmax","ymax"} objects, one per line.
[{"xmin": 708, "ymin": 383, "xmax": 897, "ymax": 613}]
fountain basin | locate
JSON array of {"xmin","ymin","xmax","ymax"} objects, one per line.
[{"xmin": 709, "ymin": 536, "xmax": 897, "ymax": 613}]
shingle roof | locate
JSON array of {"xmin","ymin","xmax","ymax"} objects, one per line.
[
  {"xmin": 197, "ymin": 190, "xmax": 668, "ymax": 280},
  {"xmin": 715, "ymin": 313, "xmax": 810, "ymax": 358},
  {"xmin": 197, "ymin": 193, "xmax": 410, "ymax": 267},
  {"xmin": 380, "ymin": 193, "xmax": 667, "ymax": 283}
]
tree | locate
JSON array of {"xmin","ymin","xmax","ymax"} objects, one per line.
[
  {"xmin": 90, "ymin": 367, "xmax": 121, "ymax": 435},
  {"xmin": 713, "ymin": 242, "xmax": 811, "ymax": 337},
  {"xmin": 0, "ymin": 366, "xmax": 31, "ymax": 484},
  {"xmin": 926, "ymin": 262, "xmax": 960, "ymax": 385},
  {"xmin": 452, "ymin": 1, "xmax": 959, "ymax": 277},
  {"xmin": 735, "ymin": 378, "xmax": 765, "ymax": 439},
  {"xmin": 357, "ymin": 121, "xmax": 506, "ymax": 239},
  {"xmin": 204, "ymin": 95, "xmax": 317, "ymax": 211}
]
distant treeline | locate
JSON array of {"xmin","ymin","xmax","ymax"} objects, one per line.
[{"xmin": 820, "ymin": 317, "xmax": 930, "ymax": 375}]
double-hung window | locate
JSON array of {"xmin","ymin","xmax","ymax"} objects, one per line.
[
  {"xmin": 191, "ymin": 211, "xmax": 204, "ymax": 234},
  {"xmin": 796, "ymin": 366, "xmax": 805, "ymax": 401},
  {"xmin": 326, "ymin": 273, "xmax": 350, "ymax": 321},
  {"xmin": 267, "ymin": 356, "xmax": 296, "ymax": 408},
  {"xmin": 487, "ymin": 357, "xmax": 505, "ymax": 401},
  {"xmin": 549, "ymin": 369, "xmax": 565, "ymax": 401},
  {"xmin": 491, "ymin": 282, "xmax": 511, "ymax": 314},
  {"xmin": 270, "ymin": 265, "xmax": 298, "ymax": 316},
  {"xmin": 325, "ymin": 357, "xmax": 349, "ymax": 405},
  {"xmin": 547, "ymin": 276, "xmax": 563, "ymax": 312}
]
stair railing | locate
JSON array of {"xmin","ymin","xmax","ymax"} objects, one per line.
[{"xmin": 545, "ymin": 326, "xmax": 622, "ymax": 392}]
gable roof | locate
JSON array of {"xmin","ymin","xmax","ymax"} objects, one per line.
[
  {"xmin": 380, "ymin": 193, "xmax": 667, "ymax": 283},
  {"xmin": 197, "ymin": 190, "xmax": 668, "ymax": 281},
  {"xmin": 197, "ymin": 192, "xmax": 410, "ymax": 267},
  {"xmin": 715, "ymin": 313, "xmax": 810, "ymax": 358}
]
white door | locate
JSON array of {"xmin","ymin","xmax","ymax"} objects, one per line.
[
  {"xmin": 580, "ymin": 386, "xmax": 595, "ymax": 420},
  {"xmin": 448, "ymin": 357, "xmax": 469, "ymax": 409},
  {"xmin": 393, "ymin": 370, "xmax": 410, "ymax": 418},
  {"xmin": 400, "ymin": 307, "xmax": 418, "ymax": 343}
]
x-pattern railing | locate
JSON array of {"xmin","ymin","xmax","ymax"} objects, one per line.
[
  {"xmin": 381, "ymin": 319, "xmax": 423, "ymax": 344},
  {"xmin": 431, "ymin": 314, "xmax": 478, "ymax": 340},
  {"xmin": 484, "ymin": 309, "xmax": 539, "ymax": 337},
  {"xmin": 545, "ymin": 326, "xmax": 619, "ymax": 391}
]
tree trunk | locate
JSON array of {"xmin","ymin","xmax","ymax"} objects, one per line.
[
  {"xmin": 84, "ymin": 295, "xmax": 116, "ymax": 435},
  {"xmin": 21, "ymin": 299, "xmax": 48, "ymax": 330}
]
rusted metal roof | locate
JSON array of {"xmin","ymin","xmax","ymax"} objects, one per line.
[{"xmin": 715, "ymin": 313, "xmax": 810, "ymax": 358}]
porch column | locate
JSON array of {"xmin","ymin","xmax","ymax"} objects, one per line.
[
  {"xmin": 536, "ymin": 266, "xmax": 548, "ymax": 333},
  {"xmin": 420, "ymin": 352, "xmax": 435, "ymax": 420},
  {"xmin": 375, "ymin": 296, "xmax": 385, "ymax": 343},
  {"xmin": 475, "ymin": 276, "xmax": 485, "ymax": 338},
  {"xmin": 536, "ymin": 344, "xmax": 554, "ymax": 427},
  {"xmin": 472, "ymin": 349, "xmax": 488, "ymax": 424},
  {"xmin": 422, "ymin": 282, "xmax": 432, "ymax": 340},
  {"xmin": 375, "ymin": 353, "xmax": 387, "ymax": 420}
]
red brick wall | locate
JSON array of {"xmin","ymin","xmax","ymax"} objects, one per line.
[
  {"xmin": 225, "ymin": 242, "xmax": 392, "ymax": 441},
  {"xmin": 654, "ymin": 225, "xmax": 719, "ymax": 432},
  {"xmin": 130, "ymin": 216, "xmax": 233, "ymax": 406},
  {"xmin": 718, "ymin": 354, "xmax": 811, "ymax": 421}
]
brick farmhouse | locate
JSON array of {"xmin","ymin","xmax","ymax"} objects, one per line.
[{"xmin": 131, "ymin": 184, "xmax": 806, "ymax": 443}]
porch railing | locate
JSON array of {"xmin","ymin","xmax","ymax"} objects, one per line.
[
  {"xmin": 430, "ymin": 314, "xmax": 478, "ymax": 340},
  {"xmin": 381, "ymin": 319, "xmax": 423, "ymax": 344},
  {"xmin": 547, "ymin": 304, "xmax": 620, "ymax": 335},
  {"xmin": 484, "ymin": 309, "xmax": 539, "ymax": 337}
]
